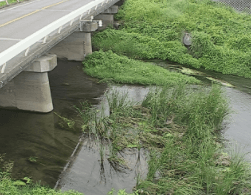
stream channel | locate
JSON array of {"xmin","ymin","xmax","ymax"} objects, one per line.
[{"xmin": 0, "ymin": 59, "xmax": 251, "ymax": 194}]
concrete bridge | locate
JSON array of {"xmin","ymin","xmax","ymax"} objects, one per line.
[{"xmin": 0, "ymin": 0, "xmax": 122, "ymax": 113}]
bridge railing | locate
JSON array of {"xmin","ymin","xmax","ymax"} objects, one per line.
[{"xmin": 0, "ymin": 0, "xmax": 113, "ymax": 74}]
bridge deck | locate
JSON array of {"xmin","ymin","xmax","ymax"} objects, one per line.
[{"xmin": 0, "ymin": 0, "xmax": 93, "ymax": 53}]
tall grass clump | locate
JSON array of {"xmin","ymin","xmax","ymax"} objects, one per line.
[
  {"xmin": 83, "ymin": 50, "xmax": 200, "ymax": 85},
  {"xmin": 93, "ymin": 0, "xmax": 251, "ymax": 78},
  {"xmin": 78, "ymin": 84, "xmax": 251, "ymax": 194},
  {"xmin": 137, "ymin": 84, "xmax": 251, "ymax": 194}
]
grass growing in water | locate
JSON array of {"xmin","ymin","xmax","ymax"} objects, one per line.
[
  {"xmin": 93, "ymin": 0, "xmax": 251, "ymax": 78},
  {"xmin": 79, "ymin": 84, "xmax": 251, "ymax": 194},
  {"xmin": 83, "ymin": 50, "xmax": 200, "ymax": 85}
]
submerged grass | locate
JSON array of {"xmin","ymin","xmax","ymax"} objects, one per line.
[
  {"xmin": 78, "ymin": 84, "xmax": 251, "ymax": 194},
  {"xmin": 83, "ymin": 50, "xmax": 200, "ymax": 85},
  {"xmin": 93, "ymin": 0, "xmax": 251, "ymax": 78}
]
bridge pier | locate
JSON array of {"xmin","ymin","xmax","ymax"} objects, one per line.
[
  {"xmin": 48, "ymin": 5, "xmax": 119, "ymax": 61},
  {"xmin": 48, "ymin": 21, "xmax": 98, "ymax": 61},
  {"xmin": 0, "ymin": 54, "xmax": 57, "ymax": 113},
  {"xmin": 94, "ymin": 5, "xmax": 119, "ymax": 30}
]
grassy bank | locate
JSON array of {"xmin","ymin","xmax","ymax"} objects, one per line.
[
  {"xmin": 83, "ymin": 50, "xmax": 200, "ymax": 85},
  {"xmin": 92, "ymin": 0, "xmax": 251, "ymax": 78},
  {"xmin": 79, "ymin": 84, "xmax": 251, "ymax": 194}
]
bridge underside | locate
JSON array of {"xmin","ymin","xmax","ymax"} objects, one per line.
[
  {"xmin": 0, "ymin": 4, "xmax": 119, "ymax": 113},
  {"xmin": 48, "ymin": 6, "xmax": 118, "ymax": 61}
]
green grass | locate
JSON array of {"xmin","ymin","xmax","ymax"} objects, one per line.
[
  {"xmin": 92, "ymin": 0, "xmax": 251, "ymax": 78},
  {"xmin": 0, "ymin": 0, "xmax": 24, "ymax": 7},
  {"xmin": 0, "ymin": 154, "xmax": 83, "ymax": 195},
  {"xmin": 0, "ymin": 179, "xmax": 83, "ymax": 195},
  {"xmin": 78, "ymin": 84, "xmax": 251, "ymax": 194},
  {"xmin": 83, "ymin": 50, "xmax": 200, "ymax": 85}
]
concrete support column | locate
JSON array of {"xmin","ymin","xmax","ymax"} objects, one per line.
[
  {"xmin": 49, "ymin": 21, "xmax": 98, "ymax": 61},
  {"xmin": 94, "ymin": 5, "xmax": 119, "ymax": 30},
  {"xmin": 14, "ymin": 72, "xmax": 53, "ymax": 112},
  {"xmin": 0, "ymin": 54, "xmax": 57, "ymax": 113},
  {"xmin": 48, "ymin": 32, "xmax": 91, "ymax": 61}
]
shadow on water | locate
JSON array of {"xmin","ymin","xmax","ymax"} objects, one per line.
[{"xmin": 0, "ymin": 59, "xmax": 107, "ymax": 187}]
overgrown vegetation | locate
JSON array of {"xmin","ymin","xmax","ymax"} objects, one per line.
[
  {"xmin": 83, "ymin": 50, "xmax": 200, "ymax": 85},
  {"xmin": 78, "ymin": 84, "xmax": 251, "ymax": 194},
  {"xmin": 93, "ymin": 0, "xmax": 251, "ymax": 78}
]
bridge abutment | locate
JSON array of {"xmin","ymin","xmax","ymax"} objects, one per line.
[{"xmin": 0, "ymin": 54, "xmax": 57, "ymax": 113}]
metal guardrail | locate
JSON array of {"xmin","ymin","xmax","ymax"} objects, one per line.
[
  {"xmin": 0, "ymin": 0, "xmax": 113, "ymax": 74},
  {"xmin": 212, "ymin": 0, "xmax": 251, "ymax": 13}
]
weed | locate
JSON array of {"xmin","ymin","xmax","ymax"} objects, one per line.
[
  {"xmin": 28, "ymin": 156, "xmax": 38, "ymax": 163},
  {"xmin": 0, "ymin": 154, "xmax": 83, "ymax": 194},
  {"xmin": 54, "ymin": 112, "xmax": 76, "ymax": 130},
  {"xmin": 77, "ymin": 84, "xmax": 251, "ymax": 194},
  {"xmin": 93, "ymin": 0, "xmax": 251, "ymax": 78},
  {"xmin": 83, "ymin": 50, "xmax": 200, "ymax": 85}
]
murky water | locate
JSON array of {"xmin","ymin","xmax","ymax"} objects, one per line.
[
  {"xmin": 153, "ymin": 60, "xmax": 251, "ymax": 161},
  {"xmin": 57, "ymin": 85, "xmax": 150, "ymax": 195},
  {"xmin": 58, "ymin": 141, "xmax": 148, "ymax": 195},
  {"xmin": 1, "ymin": 59, "xmax": 251, "ymax": 194},
  {"xmin": 0, "ymin": 59, "xmax": 107, "ymax": 187}
]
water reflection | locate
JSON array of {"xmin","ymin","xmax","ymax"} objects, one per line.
[
  {"xmin": 0, "ymin": 59, "xmax": 107, "ymax": 187},
  {"xmin": 1, "ymin": 58, "xmax": 251, "ymax": 193},
  {"xmin": 58, "ymin": 85, "xmax": 150, "ymax": 195},
  {"xmin": 223, "ymin": 87, "xmax": 251, "ymax": 161}
]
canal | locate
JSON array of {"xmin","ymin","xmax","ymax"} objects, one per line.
[{"xmin": 0, "ymin": 59, "xmax": 251, "ymax": 194}]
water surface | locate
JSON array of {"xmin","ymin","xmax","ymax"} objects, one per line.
[{"xmin": 0, "ymin": 59, "xmax": 107, "ymax": 187}]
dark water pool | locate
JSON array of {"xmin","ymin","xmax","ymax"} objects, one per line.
[{"xmin": 0, "ymin": 59, "xmax": 107, "ymax": 187}]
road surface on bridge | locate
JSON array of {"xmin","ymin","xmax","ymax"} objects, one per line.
[{"xmin": 0, "ymin": 0, "xmax": 93, "ymax": 53}]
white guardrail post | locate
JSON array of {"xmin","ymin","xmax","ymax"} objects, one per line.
[{"xmin": 0, "ymin": 0, "xmax": 111, "ymax": 73}]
